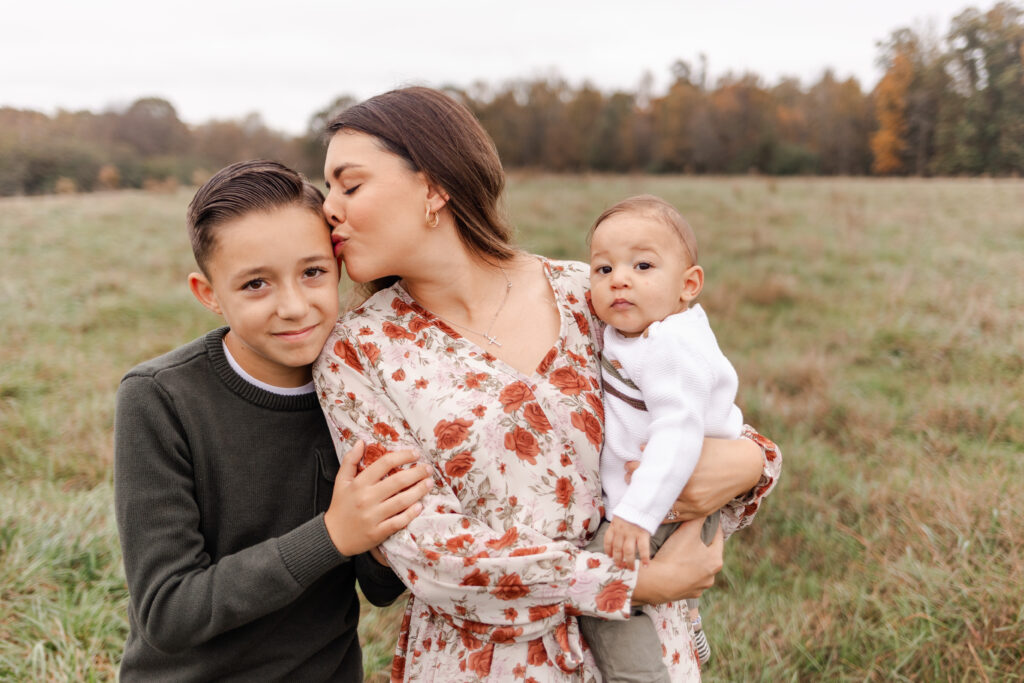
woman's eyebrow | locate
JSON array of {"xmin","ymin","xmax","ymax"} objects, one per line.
[{"xmin": 327, "ymin": 163, "xmax": 362, "ymax": 182}]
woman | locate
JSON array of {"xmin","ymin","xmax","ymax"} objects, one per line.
[{"xmin": 313, "ymin": 87, "xmax": 780, "ymax": 681}]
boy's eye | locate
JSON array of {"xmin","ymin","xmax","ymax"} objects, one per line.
[
  {"xmin": 635, "ymin": 262, "xmax": 652, "ymax": 270},
  {"xmin": 242, "ymin": 278, "xmax": 267, "ymax": 291},
  {"xmin": 303, "ymin": 266, "xmax": 328, "ymax": 278},
  {"xmin": 594, "ymin": 265, "xmax": 612, "ymax": 275}
]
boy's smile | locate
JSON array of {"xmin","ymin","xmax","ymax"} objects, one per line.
[{"xmin": 190, "ymin": 205, "xmax": 340, "ymax": 387}]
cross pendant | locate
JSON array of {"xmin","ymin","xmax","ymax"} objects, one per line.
[{"xmin": 485, "ymin": 334, "xmax": 502, "ymax": 347}]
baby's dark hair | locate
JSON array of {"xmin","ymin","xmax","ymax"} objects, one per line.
[
  {"xmin": 187, "ymin": 159, "xmax": 325, "ymax": 276},
  {"xmin": 588, "ymin": 194, "xmax": 699, "ymax": 265}
]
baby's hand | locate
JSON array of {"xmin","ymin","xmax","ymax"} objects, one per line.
[{"xmin": 604, "ymin": 517, "xmax": 652, "ymax": 569}]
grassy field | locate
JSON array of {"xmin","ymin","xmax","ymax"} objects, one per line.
[{"xmin": 1, "ymin": 176, "xmax": 1022, "ymax": 681}]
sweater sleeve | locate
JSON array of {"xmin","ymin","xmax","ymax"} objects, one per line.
[
  {"xmin": 315, "ymin": 327, "xmax": 637, "ymax": 645},
  {"xmin": 611, "ymin": 331, "xmax": 714, "ymax": 534},
  {"xmin": 353, "ymin": 552, "xmax": 406, "ymax": 607},
  {"xmin": 113, "ymin": 375, "xmax": 347, "ymax": 654}
]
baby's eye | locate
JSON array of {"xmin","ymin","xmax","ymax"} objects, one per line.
[
  {"xmin": 635, "ymin": 262, "xmax": 652, "ymax": 271},
  {"xmin": 242, "ymin": 278, "xmax": 267, "ymax": 291},
  {"xmin": 594, "ymin": 265, "xmax": 612, "ymax": 275}
]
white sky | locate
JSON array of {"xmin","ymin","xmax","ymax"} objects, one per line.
[{"xmin": 1, "ymin": 0, "xmax": 977, "ymax": 135}]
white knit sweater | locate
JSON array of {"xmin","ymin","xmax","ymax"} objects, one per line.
[{"xmin": 600, "ymin": 304, "xmax": 743, "ymax": 534}]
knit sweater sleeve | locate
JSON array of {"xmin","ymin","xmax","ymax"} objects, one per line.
[
  {"xmin": 113, "ymin": 374, "xmax": 347, "ymax": 654},
  {"xmin": 610, "ymin": 328, "xmax": 715, "ymax": 534}
]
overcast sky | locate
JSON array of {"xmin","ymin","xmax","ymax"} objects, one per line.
[{"xmin": 1, "ymin": 0, "xmax": 979, "ymax": 135}]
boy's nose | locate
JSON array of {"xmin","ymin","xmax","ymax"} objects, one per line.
[{"xmin": 277, "ymin": 284, "xmax": 311, "ymax": 319}]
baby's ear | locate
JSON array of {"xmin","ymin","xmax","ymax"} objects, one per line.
[
  {"xmin": 188, "ymin": 272, "xmax": 222, "ymax": 315},
  {"xmin": 681, "ymin": 265, "xmax": 704, "ymax": 303}
]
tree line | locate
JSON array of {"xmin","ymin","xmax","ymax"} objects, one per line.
[{"xmin": 1, "ymin": 2, "xmax": 1021, "ymax": 196}]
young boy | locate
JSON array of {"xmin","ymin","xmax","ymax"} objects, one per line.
[
  {"xmin": 579, "ymin": 195, "xmax": 743, "ymax": 679},
  {"xmin": 113, "ymin": 160, "xmax": 431, "ymax": 681}
]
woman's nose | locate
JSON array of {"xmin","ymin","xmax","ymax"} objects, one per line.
[{"xmin": 323, "ymin": 195, "xmax": 344, "ymax": 227}]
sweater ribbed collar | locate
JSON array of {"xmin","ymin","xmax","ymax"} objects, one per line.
[{"xmin": 205, "ymin": 327, "xmax": 321, "ymax": 412}]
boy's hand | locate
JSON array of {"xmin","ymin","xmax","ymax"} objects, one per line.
[
  {"xmin": 324, "ymin": 441, "xmax": 433, "ymax": 557},
  {"xmin": 604, "ymin": 517, "xmax": 652, "ymax": 569}
]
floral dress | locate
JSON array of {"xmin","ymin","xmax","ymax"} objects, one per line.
[{"xmin": 314, "ymin": 257, "xmax": 781, "ymax": 682}]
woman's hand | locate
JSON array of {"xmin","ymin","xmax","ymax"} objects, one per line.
[
  {"xmin": 631, "ymin": 517, "xmax": 723, "ymax": 606},
  {"xmin": 324, "ymin": 441, "xmax": 433, "ymax": 557},
  {"xmin": 625, "ymin": 437, "xmax": 763, "ymax": 522}
]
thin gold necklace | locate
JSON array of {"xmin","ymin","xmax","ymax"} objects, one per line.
[{"xmin": 406, "ymin": 267, "xmax": 512, "ymax": 347}]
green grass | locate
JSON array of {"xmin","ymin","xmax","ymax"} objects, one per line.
[{"xmin": 2, "ymin": 177, "xmax": 1023, "ymax": 680}]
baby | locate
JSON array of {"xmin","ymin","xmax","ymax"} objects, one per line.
[{"xmin": 580, "ymin": 195, "xmax": 743, "ymax": 679}]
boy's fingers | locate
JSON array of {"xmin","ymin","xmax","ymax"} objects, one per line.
[
  {"xmin": 337, "ymin": 440, "xmax": 365, "ymax": 482},
  {"xmin": 640, "ymin": 540, "xmax": 651, "ymax": 566},
  {"xmin": 374, "ymin": 464, "xmax": 431, "ymax": 499},
  {"xmin": 376, "ymin": 478, "xmax": 432, "ymax": 519},
  {"xmin": 359, "ymin": 449, "xmax": 419, "ymax": 483},
  {"xmin": 377, "ymin": 502, "xmax": 424, "ymax": 538}
]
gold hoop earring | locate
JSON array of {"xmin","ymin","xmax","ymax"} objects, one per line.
[{"xmin": 426, "ymin": 207, "xmax": 439, "ymax": 229}]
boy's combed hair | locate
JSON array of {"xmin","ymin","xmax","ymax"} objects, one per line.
[
  {"xmin": 588, "ymin": 195, "xmax": 699, "ymax": 266},
  {"xmin": 187, "ymin": 159, "xmax": 326, "ymax": 276}
]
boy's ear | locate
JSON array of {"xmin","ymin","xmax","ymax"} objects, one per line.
[
  {"xmin": 188, "ymin": 272, "xmax": 222, "ymax": 315},
  {"xmin": 681, "ymin": 265, "xmax": 704, "ymax": 304}
]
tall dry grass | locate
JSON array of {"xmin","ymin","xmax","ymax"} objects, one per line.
[{"xmin": 1, "ymin": 177, "xmax": 1022, "ymax": 680}]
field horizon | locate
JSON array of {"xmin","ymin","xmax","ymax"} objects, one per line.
[{"xmin": 1, "ymin": 175, "xmax": 1022, "ymax": 680}]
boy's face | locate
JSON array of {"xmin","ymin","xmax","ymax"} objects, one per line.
[
  {"xmin": 589, "ymin": 211, "xmax": 701, "ymax": 337},
  {"xmin": 189, "ymin": 205, "xmax": 340, "ymax": 387}
]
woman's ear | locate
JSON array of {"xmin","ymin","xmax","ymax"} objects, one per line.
[
  {"xmin": 680, "ymin": 265, "xmax": 704, "ymax": 304},
  {"xmin": 422, "ymin": 177, "xmax": 450, "ymax": 212},
  {"xmin": 188, "ymin": 272, "xmax": 222, "ymax": 315}
]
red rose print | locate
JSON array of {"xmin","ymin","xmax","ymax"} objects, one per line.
[
  {"xmin": 445, "ymin": 534, "xmax": 475, "ymax": 552},
  {"xmin": 467, "ymin": 644, "xmax": 493, "ymax": 677},
  {"xmin": 472, "ymin": 404, "xmax": 486, "ymax": 417},
  {"xmin": 415, "ymin": 378, "xmax": 429, "ymax": 389},
  {"xmin": 571, "ymin": 411, "xmax": 603, "ymax": 448},
  {"xmin": 459, "ymin": 568, "xmax": 491, "ymax": 587},
  {"xmin": 485, "ymin": 527, "xmax": 519, "ymax": 550},
  {"xmin": 528, "ymin": 604, "xmax": 560, "ymax": 622},
  {"xmin": 492, "ymin": 573, "xmax": 530, "ymax": 600},
  {"xmin": 333, "ymin": 339, "xmax": 362, "ymax": 372},
  {"xmin": 382, "ymin": 321, "xmax": 416, "ymax": 341},
  {"xmin": 504, "ymin": 607, "xmax": 518, "ymax": 621},
  {"xmin": 527, "ymin": 638, "xmax": 549, "ymax": 666},
  {"xmin": 391, "ymin": 368, "xmax": 406, "ymax": 381},
  {"xmin": 360, "ymin": 341, "xmax": 380, "ymax": 365},
  {"xmin": 554, "ymin": 477, "xmax": 574, "ymax": 507},
  {"xmin": 444, "ymin": 451, "xmax": 475, "ymax": 479},
  {"xmin": 362, "ymin": 442, "xmax": 387, "ymax": 468},
  {"xmin": 522, "ymin": 403, "xmax": 552, "ymax": 433},
  {"xmin": 587, "ymin": 557, "xmax": 600, "ymax": 569},
  {"xmin": 373, "ymin": 421, "xmax": 399, "ymax": 442},
  {"xmin": 503, "ymin": 426, "xmax": 539, "ymax": 464},
  {"xmin": 595, "ymin": 579, "xmax": 630, "ymax": 613},
  {"xmin": 550, "ymin": 367, "xmax": 588, "ymax": 395},
  {"xmin": 391, "ymin": 298, "xmax": 416, "ymax": 316},
  {"xmin": 585, "ymin": 391, "xmax": 605, "ymax": 422},
  {"xmin": 407, "ymin": 568, "xmax": 418, "ymax": 584},
  {"xmin": 499, "ymin": 381, "xmax": 532, "ymax": 413},
  {"xmin": 510, "ymin": 545, "xmax": 547, "ymax": 557},
  {"xmin": 491, "ymin": 625, "xmax": 524, "ymax": 643},
  {"xmin": 464, "ymin": 371, "xmax": 488, "ymax": 389},
  {"xmin": 573, "ymin": 311, "xmax": 590, "ymax": 337},
  {"xmin": 408, "ymin": 316, "xmax": 431, "ymax": 332},
  {"xmin": 537, "ymin": 347, "xmax": 558, "ymax": 375},
  {"xmin": 434, "ymin": 417, "xmax": 472, "ymax": 450}
]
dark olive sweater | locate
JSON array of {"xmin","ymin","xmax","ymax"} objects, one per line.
[{"xmin": 114, "ymin": 328, "xmax": 404, "ymax": 681}]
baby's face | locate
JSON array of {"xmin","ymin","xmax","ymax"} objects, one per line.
[{"xmin": 589, "ymin": 211, "xmax": 694, "ymax": 337}]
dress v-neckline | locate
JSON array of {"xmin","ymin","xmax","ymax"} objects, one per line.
[{"xmin": 395, "ymin": 256, "xmax": 567, "ymax": 381}]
